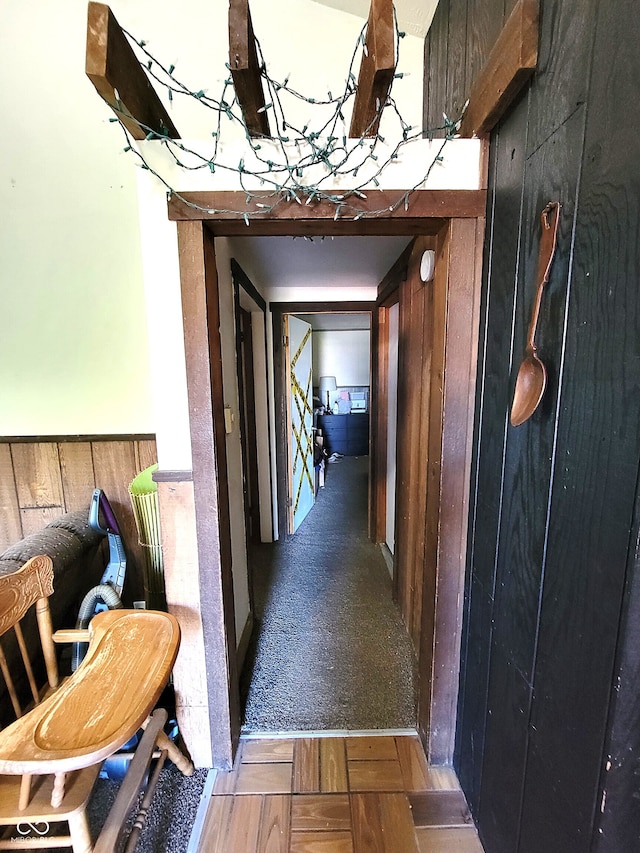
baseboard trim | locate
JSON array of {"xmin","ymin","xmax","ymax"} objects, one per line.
[
  {"xmin": 236, "ymin": 611, "xmax": 254, "ymax": 673},
  {"xmin": 379, "ymin": 542, "xmax": 394, "ymax": 578},
  {"xmin": 186, "ymin": 768, "xmax": 217, "ymax": 853},
  {"xmin": 240, "ymin": 728, "xmax": 418, "ymax": 739}
]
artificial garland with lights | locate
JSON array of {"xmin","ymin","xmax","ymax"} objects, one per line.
[{"xmin": 108, "ymin": 14, "xmax": 465, "ymax": 222}]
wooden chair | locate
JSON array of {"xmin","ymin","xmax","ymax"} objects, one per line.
[{"xmin": 0, "ymin": 555, "xmax": 193, "ymax": 852}]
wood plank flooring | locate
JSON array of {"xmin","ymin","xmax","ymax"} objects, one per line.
[{"xmin": 198, "ymin": 734, "xmax": 484, "ymax": 852}]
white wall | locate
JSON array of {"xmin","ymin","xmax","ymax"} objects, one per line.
[
  {"xmin": 313, "ymin": 330, "xmax": 371, "ymax": 389},
  {"xmin": 0, "ymin": 0, "xmax": 428, "ymax": 437},
  {"xmin": 0, "ymin": 3, "xmax": 151, "ymax": 435}
]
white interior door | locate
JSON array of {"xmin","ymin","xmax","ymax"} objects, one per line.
[{"xmin": 286, "ymin": 315, "xmax": 314, "ymax": 533}]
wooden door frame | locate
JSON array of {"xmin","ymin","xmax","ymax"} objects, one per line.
[
  {"xmin": 370, "ymin": 241, "xmax": 413, "ymax": 543},
  {"xmin": 169, "ymin": 189, "xmax": 485, "ymax": 767},
  {"xmin": 271, "ymin": 301, "xmax": 376, "ymax": 541},
  {"xmin": 231, "ymin": 259, "xmax": 266, "ymax": 551},
  {"xmin": 175, "ymin": 220, "xmax": 241, "ymax": 768}
]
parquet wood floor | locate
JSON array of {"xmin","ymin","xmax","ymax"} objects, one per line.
[{"xmin": 197, "ymin": 734, "xmax": 484, "ymax": 852}]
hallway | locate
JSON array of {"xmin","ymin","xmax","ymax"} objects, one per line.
[{"xmin": 240, "ymin": 456, "xmax": 417, "ymax": 732}]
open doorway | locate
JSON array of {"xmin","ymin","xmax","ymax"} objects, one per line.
[
  {"xmin": 283, "ymin": 309, "xmax": 375, "ymax": 539},
  {"xmin": 238, "ymin": 301, "xmax": 415, "ymax": 732},
  {"xmin": 172, "ymin": 198, "xmax": 483, "ymax": 767},
  {"xmin": 231, "ymin": 285, "xmax": 409, "ymax": 730}
]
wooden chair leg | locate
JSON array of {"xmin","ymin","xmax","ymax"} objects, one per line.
[
  {"xmin": 51, "ymin": 772, "xmax": 66, "ymax": 808},
  {"xmin": 123, "ymin": 749, "xmax": 167, "ymax": 853},
  {"xmin": 155, "ymin": 731, "xmax": 194, "ymax": 776},
  {"xmin": 95, "ymin": 710, "xmax": 167, "ymax": 853},
  {"xmin": 68, "ymin": 810, "xmax": 93, "ymax": 853},
  {"xmin": 18, "ymin": 775, "xmax": 32, "ymax": 811}
]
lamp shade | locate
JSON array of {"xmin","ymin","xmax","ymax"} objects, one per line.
[{"xmin": 319, "ymin": 376, "xmax": 337, "ymax": 394}]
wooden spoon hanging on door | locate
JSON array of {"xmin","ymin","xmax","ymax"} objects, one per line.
[{"xmin": 510, "ymin": 201, "xmax": 561, "ymax": 427}]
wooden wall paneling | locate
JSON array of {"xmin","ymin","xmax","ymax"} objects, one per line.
[
  {"xmin": 524, "ymin": 0, "xmax": 597, "ymax": 157},
  {"xmin": 11, "ymin": 442, "xmax": 64, "ymax": 511},
  {"xmin": 454, "ymin": 203, "xmax": 495, "ymax": 788},
  {"xmin": 459, "ymin": 0, "xmax": 539, "ymax": 140},
  {"xmin": 371, "ymin": 247, "xmax": 409, "ymax": 545},
  {"xmin": 405, "ymin": 247, "xmax": 429, "ymax": 648},
  {"xmin": 15, "ymin": 441, "xmax": 65, "ymax": 537},
  {"xmin": 478, "ymin": 105, "xmax": 585, "ymax": 851},
  {"xmin": 455, "ymin": 93, "xmax": 529, "ymax": 814},
  {"xmin": 424, "ymin": 0, "xmax": 449, "ymax": 136},
  {"xmin": 518, "ymin": 19, "xmax": 640, "ymax": 850},
  {"xmin": 392, "ymin": 290, "xmax": 407, "ymax": 604},
  {"xmin": 19, "ymin": 507, "xmax": 63, "ymax": 537},
  {"xmin": 91, "ymin": 440, "xmax": 137, "ymax": 517},
  {"xmin": 135, "ymin": 439, "xmax": 158, "ymax": 473},
  {"xmin": 400, "ymin": 251, "xmax": 421, "ymax": 638},
  {"xmin": 394, "ymin": 243, "xmax": 432, "ymax": 645},
  {"xmin": 464, "ymin": 0, "xmax": 506, "ymax": 107},
  {"xmin": 445, "ymin": 0, "xmax": 470, "ymax": 123},
  {"xmin": 594, "ymin": 479, "xmax": 640, "ymax": 852},
  {"xmin": 410, "ymin": 237, "xmax": 437, "ymax": 650},
  {"xmin": 370, "ymin": 305, "xmax": 388, "ymax": 543},
  {"xmin": 476, "ymin": 335, "xmax": 545, "ymax": 849},
  {"xmin": 421, "ymin": 217, "xmax": 481, "ymax": 765},
  {"xmin": 178, "ymin": 219, "xmax": 240, "ymax": 769},
  {"xmin": 58, "ymin": 442, "xmax": 96, "ymax": 512},
  {"xmin": 0, "ymin": 438, "xmax": 156, "ymax": 582},
  {"xmin": 91, "ymin": 439, "xmax": 144, "ymax": 601},
  {"xmin": 392, "ymin": 268, "xmax": 414, "ymax": 623},
  {"xmin": 587, "ymin": 4, "xmax": 640, "ymax": 848},
  {"xmin": 372, "ymin": 247, "xmax": 409, "ymax": 544},
  {"xmin": 422, "ymin": 26, "xmax": 431, "ymax": 139},
  {"xmin": 416, "ymin": 226, "xmax": 449, "ymax": 755},
  {"xmin": 0, "ymin": 445, "xmax": 22, "ymax": 549},
  {"xmin": 430, "ymin": 0, "xmax": 640, "ymax": 847}
]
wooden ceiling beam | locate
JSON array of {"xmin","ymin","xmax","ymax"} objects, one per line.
[
  {"xmin": 229, "ymin": 0, "xmax": 270, "ymax": 138},
  {"xmin": 349, "ymin": 0, "xmax": 396, "ymax": 138},
  {"xmin": 459, "ymin": 0, "xmax": 539, "ymax": 138},
  {"xmin": 167, "ymin": 189, "xmax": 485, "ymax": 235},
  {"xmin": 86, "ymin": 2, "xmax": 179, "ymax": 140}
]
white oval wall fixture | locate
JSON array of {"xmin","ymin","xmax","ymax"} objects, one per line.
[{"xmin": 420, "ymin": 249, "xmax": 436, "ymax": 283}]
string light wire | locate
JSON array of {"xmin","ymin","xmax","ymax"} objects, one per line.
[{"xmin": 107, "ymin": 13, "xmax": 465, "ymax": 220}]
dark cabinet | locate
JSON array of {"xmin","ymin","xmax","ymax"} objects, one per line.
[{"xmin": 317, "ymin": 414, "xmax": 369, "ymax": 456}]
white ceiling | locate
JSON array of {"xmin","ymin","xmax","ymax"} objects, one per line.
[
  {"xmin": 310, "ymin": 0, "xmax": 439, "ymax": 38},
  {"xmin": 226, "ymin": 2, "xmax": 434, "ymax": 304},
  {"xmin": 297, "ymin": 312, "xmax": 371, "ymax": 330},
  {"xmin": 229, "ymin": 235, "xmax": 412, "ymax": 292}
]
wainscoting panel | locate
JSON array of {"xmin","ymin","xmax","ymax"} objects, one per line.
[{"xmin": 0, "ymin": 435, "xmax": 157, "ymax": 601}]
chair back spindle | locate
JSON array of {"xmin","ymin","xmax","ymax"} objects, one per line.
[{"xmin": 0, "ymin": 556, "xmax": 57, "ymax": 725}]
